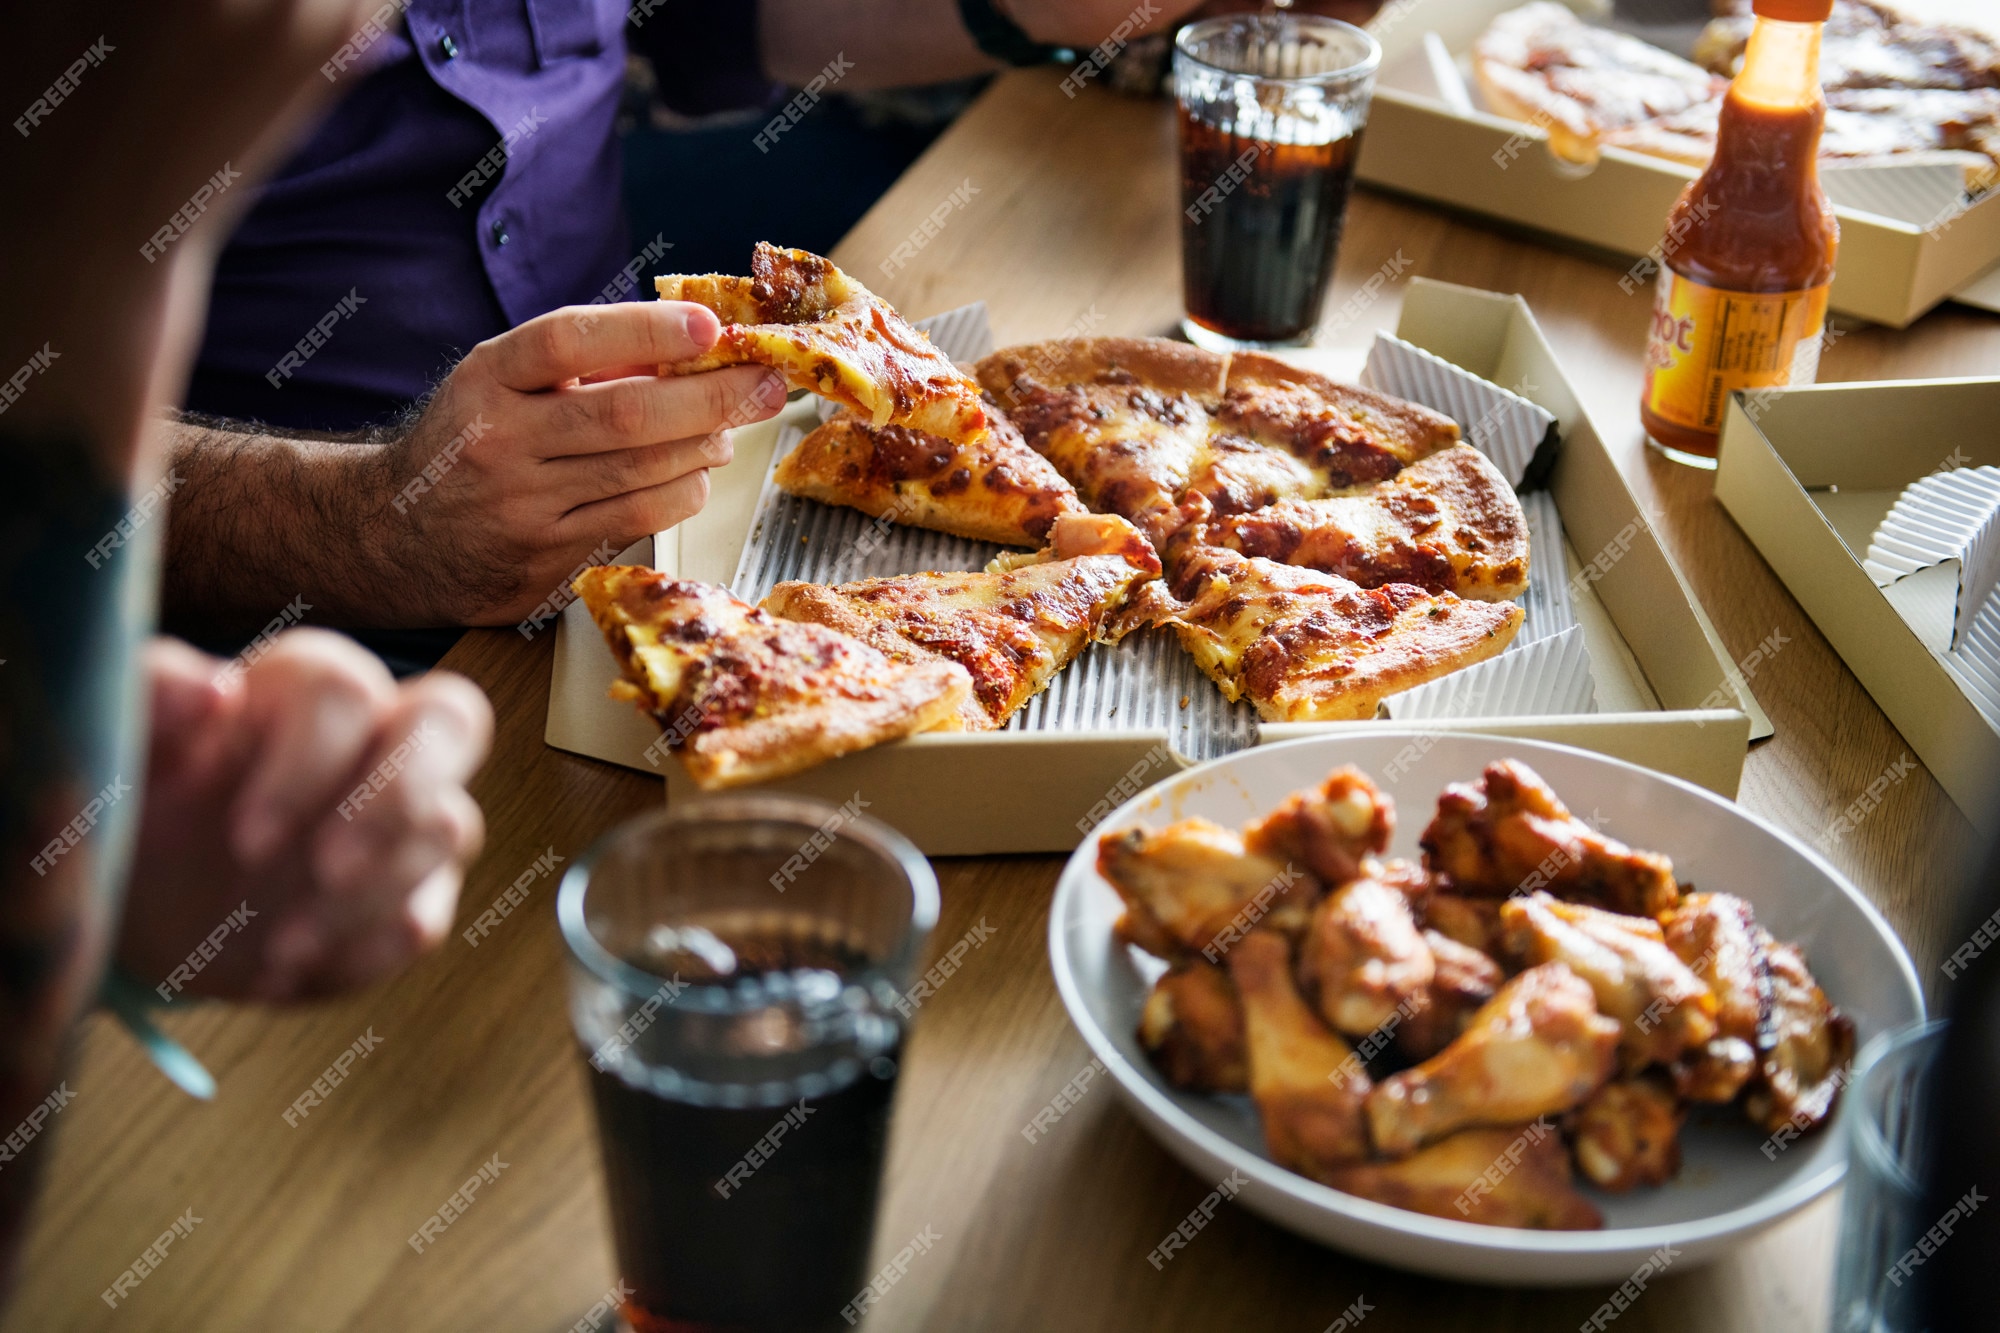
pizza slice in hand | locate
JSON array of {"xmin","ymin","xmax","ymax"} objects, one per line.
[
  {"xmin": 1155, "ymin": 547, "xmax": 1523, "ymax": 721},
  {"xmin": 574, "ymin": 566, "xmax": 970, "ymax": 789},
  {"xmin": 975, "ymin": 338, "xmax": 1228, "ymax": 548},
  {"xmin": 1197, "ymin": 445, "xmax": 1531, "ymax": 602},
  {"xmin": 761, "ymin": 513, "xmax": 1163, "ymax": 731},
  {"xmin": 655, "ymin": 242, "xmax": 988, "ymax": 442},
  {"xmin": 774, "ymin": 404, "xmax": 1085, "ymax": 547}
]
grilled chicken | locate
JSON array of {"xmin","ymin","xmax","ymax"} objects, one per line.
[
  {"xmin": 1421, "ymin": 892, "xmax": 1502, "ymax": 955},
  {"xmin": 1571, "ymin": 1074, "xmax": 1684, "ymax": 1192},
  {"xmin": 1299, "ymin": 877, "xmax": 1436, "ymax": 1039},
  {"xmin": 1242, "ymin": 765, "xmax": 1395, "ymax": 888},
  {"xmin": 1397, "ymin": 929, "xmax": 1506, "ymax": 1063},
  {"xmin": 1745, "ymin": 938, "xmax": 1855, "ymax": 1135},
  {"xmin": 1227, "ymin": 930, "xmax": 1372, "ymax": 1177},
  {"xmin": 1098, "ymin": 817, "xmax": 1316, "ymax": 961},
  {"xmin": 1138, "ymin": 961, "xmax": 1248, "ymax": 1093},
  {"xmin": 1326, "ymin": 1124, "xmax": 1602, "ymax": 1230},
  {"xmin": 1421, "ymin": 760, "xmax": 1680, "ymax": 916},
  {"xmin": 1365, "ymin": 962, "xmax": 1620, "ymax": 1159},
  {"xmin": 1660, "ymin": 892, "xmax": 1769, "ymax": 1103},
  {"xmin": 1499, "ymin": 892, "xmax": 1717, "ymax": 1067}
]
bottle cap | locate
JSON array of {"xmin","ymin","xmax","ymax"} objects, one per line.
[{"xmin": 1753, "ymin": 0, "xmax": 1834, "ymax": 19}]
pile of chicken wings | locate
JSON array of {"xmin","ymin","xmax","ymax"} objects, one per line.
[{"xmin": 1097, "ymin": 760, "xmax": 1854, "ymax": 1229}]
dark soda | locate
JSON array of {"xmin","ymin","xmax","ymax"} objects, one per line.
[
  {"xmin": 582, "ymin": 930, "xmax": 901, "ymax": 1333},
  {"xmin": 1178, "ymin": 105, "xmax": 1364, "ymax": 346}
]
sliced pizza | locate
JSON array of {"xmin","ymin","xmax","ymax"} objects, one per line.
[
  {"xmin": 1196, "ymin": 444, "xmax": 1530, "ymax": 602},
  {"xmin": 573, "ymin": 566, "xmax": 970, "ymax": 789},
  {"xmin": 1156, "ymin": 547, "xmax": 1523, "ymax": 722},
  {"xmin": 1472, "ymin": 1, "xmax": 1726, "ymax": 164},
  {"xmin": 655, "ymin": 242, "xmax": 988, "ymax": 442},
  {"xmin": 773, "ymin": 404, "xmax": 1085, "ymax": 547},
  {"xmin": 1216, "ymin": 354, "xmax": 1463, "ymax": 489},
  {"xmin": 974, "ymin": 338, "xmax": 1228, "ymax": 548},
  {"xmin": 761, "ymin": 512, "xmax": 1162, "ymax": 731}
]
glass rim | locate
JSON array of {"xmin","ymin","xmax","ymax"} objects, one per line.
[
  {"xmin": 556, "ymin": 795, "xmax": 940, "ymax": 1013},
  {"xmin": 1173, "ymin": 13, "xmax": 1382, "ymax": 86},
  {"xmin": 1847, "ymin": 1018, "xmax": 1946, "ymax": 1193}
]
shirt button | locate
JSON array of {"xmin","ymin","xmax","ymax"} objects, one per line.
[
  {"xmin": 439, "ymin": 33, "xmax": 460, "ymax": 60},
  {"xmin": 491, "ymin": 219, "xmax": 510, "ymax": 247}
]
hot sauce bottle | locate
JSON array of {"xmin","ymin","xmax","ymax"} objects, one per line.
[{"xmin": 1640, "ymin": 0, "xmax": 1838, "ymax": 467}]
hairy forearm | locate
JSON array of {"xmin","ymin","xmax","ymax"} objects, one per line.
[{"xmin": 160, "ymin": 414, "xmax": 409, "ymax": 636}]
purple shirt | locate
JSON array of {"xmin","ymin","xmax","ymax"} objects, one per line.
[{"xmin": 186, "ymin": 1, "xmax": 775, "ymax": 432}]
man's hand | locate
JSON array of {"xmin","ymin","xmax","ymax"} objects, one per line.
[
  {"xmin": 164, "ymin": 301, "xmax": 788, "ymax": 631},
  {"xmin": 117, "ymin": 633, "xmax": 493, "ymax": 1004}
]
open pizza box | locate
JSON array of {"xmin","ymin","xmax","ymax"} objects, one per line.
[
  {"xmin": 1359, "ymin": 0, "xmax": 2000, "ymax": 328},
  {"xmin": 1714, "ymin": 375, "xmax": 2000, "ymax": 830},
  {"xmin": 544, "ymin": 278, "xmax": 1762, "ymax": 854}
]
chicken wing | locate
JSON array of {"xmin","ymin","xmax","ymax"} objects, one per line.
[
  {"xmin": 1299, "ymin": 877, "xmax": 1436, "ymax": 1039},
  {"xmin": 1498, "ymin": 892, "xmax": 1717, "ymax": 1067},
  {"xmin": 1660, "ymin": 892, "xmax": 1769, "ymax": 1102},
  {"xmin": 1396, "ymin": 929, "xmax": 1506, "ymax": 1063},
  {"xmin": 1365, "ymin": 962, "xmax": 1620, "ymax": 1158},
  {"xmin": 1570, "ymin": 1074, "xmax": 1684, "ymax": 1192},
  {"xmin": 1098, "ymin": 818, "xmax": 1317, "ymax": 961},
  {"xmin": 1138, "ymin": 960, "xmax": 1248, "ymax": 1093},
  {"xmin": 1421, "ymin": 892, "xmax": 1501, "ymax": 955},
  {"xmin": 1243, "ymin": 765, "xmax": 1395, "ymax": 887},
  {"xmin": 1744, "ymin": 938, "xmax": 1855, "ymax": 1135},
  {"xmin": 1227, "ymin": 930, "xmax": 1372, "ymax": 1177},
  {"xmin": 1325, "ymin": 1124, "xmax": 1602, "ymax": 1230},
  {"xmin": 1421, "ymin": 760, "xmax": 1680, "ymax": 916}
]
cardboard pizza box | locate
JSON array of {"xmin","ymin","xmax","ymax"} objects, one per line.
[
  {"xmin": 1358, "ymin": 0, "xmax": 2000, "ymax": 328},
  {"xmin": 545, "ymin": 278, "xmax": 1758, "ymax": 854},
  {"xmin": 1714, "ymin": 375, "xmax": 2000, "ymax": 830}
]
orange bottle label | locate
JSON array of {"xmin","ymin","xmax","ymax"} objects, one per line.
[{"xmin": 1640, "ymin": 270, "xmax": 1829, "ymax": 433}]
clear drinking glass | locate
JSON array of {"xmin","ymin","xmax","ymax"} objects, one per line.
[
  {"xmin": 1831, "ymin": 1021, "xmax": 1944, "ymax": 1333},
  {"xmin": 1174, "ymin": 14, "xmax": 1381, "ymax": 351},
  {"xmin": 559, "ymin": 796, "xmax": 937, "ymax": 1333}
]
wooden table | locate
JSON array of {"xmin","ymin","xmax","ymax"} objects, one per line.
[{"xmin": 8, "ymin": 68, "xmax": 1995, "ymax": 1333}]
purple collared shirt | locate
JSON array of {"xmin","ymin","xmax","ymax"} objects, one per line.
[{"xmin": 186, "ymin": 0, "xmax": 775, "ymax": 432}]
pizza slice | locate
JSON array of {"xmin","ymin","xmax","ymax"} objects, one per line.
[
  {"xmin": 1216, "ymin": 354, "xmax": 1462, "ymax": 489},
  {"xmin": 1155, "ymin": 547, "xmax": 1523, "ymax": 721},
  {"xmin": 773, "ymin": 404, "xmax": 1085, "ymax": 547},
  {"xmin": 761, "ymin": 513, "xmax": 1162, "ymax": 731},
  {"xmin": 573, "ymin": 566, "xmax": 970, "ymax": 789},
  {"xmin": 655, "ymin": 242, "xmax": 988, "ymax": 442},
  {"xmin": 1196, "ymin": 445, "xmax": 1530, "ymax": 602},
  {"xmin": 1472, "ymin": 1, "xmax": 1726, "ymax": 164},
  {"xmin": 974, "ymin": 338, "xmax": 1227, "ymax": 548}
]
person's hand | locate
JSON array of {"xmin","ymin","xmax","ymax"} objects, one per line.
[
  {"xmin": 1005, "ymin": 0, "xmax": 1205, "ymax": 46},
  {"xmin": 115, "ymin": 633, "xmax": 493, "ymax": 1004},
  {"xmin": 366, "ymin": 300, "xmax": 787, "ymax": 627}
]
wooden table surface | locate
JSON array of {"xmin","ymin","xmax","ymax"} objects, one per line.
[{"xmin": 9, "ymin": 68, "xmax": 1997, "ymax": 1333}]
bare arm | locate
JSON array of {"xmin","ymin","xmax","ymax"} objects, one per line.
[{"xmin": 758, "ymin": 0, "xmax": 1204, "ymax": 90}]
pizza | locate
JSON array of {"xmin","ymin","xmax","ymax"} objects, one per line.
[
  {"xmin": 1214, "ymin": 354, "xmax": 1462, "ymax": 492},
  {"xmin": 655, "ymin": 243, "xmax": 988, "ymax": 443},
  {"xmin": 1194, "ymin": 444, "xmax": 1530, "ymax": 602},
  {"xmin": 1472, "ymin": 2, "xmax": 1726, "ymax": 164},
  {"xmin": 973, "ymin": 337, "xmax": 1229, "ymax": 547},
  {"xmin": 573, "ymin": 566, "xmax": 969, "ymax": 788},
  {"xmin": 761, "ymin": 513, "xmax": 1162, "ymax": 730},
  {"xmin": 1695, "ymin": 0, "xmax": 2000, "ymax": 94},
  {"xmin": 1153, "ymin": 547, "xmax": 1524, "ymax": 721},
  {"xmin": 773, "ymin": 404, "xmax": 1085, "ymax": 547}
]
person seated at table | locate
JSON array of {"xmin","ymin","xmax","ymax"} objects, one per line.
[{"xmin": 160, "ymin": 0, "xmax": 1208, "ymax": 673}]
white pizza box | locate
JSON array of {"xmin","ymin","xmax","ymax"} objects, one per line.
[
  {"xmin": 1714, "ymin": 375, "xmax": 2000, "ymax": 830},
  {"xmin": 1358, "ymin": 0, "xmax": 2000, "ymax": 328},
  {"xmin": 545, "ymin": 279, "xmax": 1758, "ymax": 853}
]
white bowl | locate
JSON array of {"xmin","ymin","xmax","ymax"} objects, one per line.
[{"xmin": 1048, "ymin": 732, "xmax": 1924, "ymax": 1285}]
